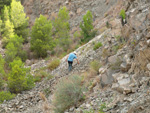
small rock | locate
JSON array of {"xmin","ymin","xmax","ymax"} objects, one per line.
[
  {"xmin": 118, "ymin": 78, "xmax": 131, "ymax": 86},
  {"xmin": 19, "ymin": 105, "xmax": 24, "ymax": 109},
  {"xmin": 123, "ymin": 87, "xmax": 132, "ymax": 95},
  {"xmin": 86, "ymin": 104, "xmax": 91, "ymax": 108},
  {"xmin": 147, "ymin": 63, "xmax": 150, "ymax": 71},
  {"xmin": 69, "ymin": 107, "xmax": 74, "ymax": 112},
  {"xmin": 99, "ymin": 67, "xmax": 106, "ymax": 74},
  {"xmin": 112, "ymin": 83, "xmax": 119, "ymax": 90}
]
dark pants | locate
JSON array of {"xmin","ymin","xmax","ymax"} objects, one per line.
[{"xmin": 68, "ymin": 61, "xmax": 73, "ymax": 71}]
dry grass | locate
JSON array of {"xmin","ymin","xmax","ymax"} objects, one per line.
[
  {"xmin": 50, "ymin": 12, "xmax": 58, "ymax": 20},
  {"xmin": 48, "ymin": 58, "xmax": 60, "ymax": 71},
  {"xmin": 52, "ymin": 75, "xmax": 85, "ymax": 113},
  {"xmin": 39, "ymin": 92, "xmax": 52, "ymax": 112}
]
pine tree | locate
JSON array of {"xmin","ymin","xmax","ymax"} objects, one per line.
[
  {"xmin": 8, "ymin": 58, "xmax": 34, "ymax": 93},
  {"xmin": 80, "ymin": 10, "xmax": 96, "ymax": 43},
  {"xmin": 10, "ymin": 0, "xmax": 29, "ymax": 41},
  {"xmin": 2, "ymin": 6, "xmax": 14, "ymax": 47},
  {"xmin": 54, "ymin": 6, "xmax": 70, "ymax": 50},
  {"xmin": 31, "ymin": 15, "xmax": 54, "ymax": 57}
]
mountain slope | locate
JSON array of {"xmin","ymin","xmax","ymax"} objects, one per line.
[{"xmin": 1, "ymin": 0, "xmax": 150, "ymax": 113}]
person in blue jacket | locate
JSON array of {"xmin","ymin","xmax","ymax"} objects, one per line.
[{"xmin": 66, "ymin": 51, "xmax": 79, "ymax": 71}]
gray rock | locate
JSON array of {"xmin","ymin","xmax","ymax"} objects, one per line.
[
  {"xmin": 147, "ymin": 63, "xmax": 150, "ymax": 71},
  {"xmin": 118, "ymin": 78, "xmax": 131, "ymax": 86}
]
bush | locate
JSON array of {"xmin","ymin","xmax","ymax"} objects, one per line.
[
  {"xmin": 34, "ymin": 70, "xmax": 49, "ymax": 82},
  {"xmin": 0, "ymin": 91, "xmax": 16, "ymax": 103},
  {"xmin": 8, "ymin": 58, "xmax": 35, "ymax": 93},
  {"xmin": 90, "ymin": 60, "xmax": 101, "ymax": 73},
  {"xmin": 48, "ymin": 58, "xmax": 60, "ymax": 71},
  {"xmin": 53, "ymin": 75, "xmax": 85, "ymax": 113},
  {"xmin": 93, "ymin": 42, "xmax": 102, "ymax": 50},
  {"xmin": 120, "ymin": 9, "xmax": 126, "ymax": 19}
]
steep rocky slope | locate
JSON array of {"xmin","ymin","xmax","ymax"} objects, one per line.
[
  {"xmin": 1, "ymin": 0, "xmax": 150, "ymax": 113},
  {"xmin": 22, "ymin": 0, "xmax": 116, "ymax": 28}
]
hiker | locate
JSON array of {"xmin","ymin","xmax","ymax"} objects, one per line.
[{"xmin": 66, "ymin": 51, "xmax": 79, "ymax": 71}]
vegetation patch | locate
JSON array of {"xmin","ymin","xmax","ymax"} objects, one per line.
[
  {"xmin": 80, "ymin": 10, "xmax": 97, "ymax": 43},
  {"xmin": 0, "ymin": 91, "xmax": 16, "ymax": 103},
  {"xmin": 93, "ymin": 42, "xmax": 103, "ymax": 50},
  {"xmin": 48, "ymin": 58, "xmax": 60, "ymax": 71},
  {"xmin": 8, "ymin": 58, "xmax": 35, "ymax": 93},
  {"xmin": 34, "ymin": 70, "xmax": 49, "ymax": 82},
  {"xmin": 120, "ymin": 9, "xmax": 126, "ymax": 19},
  {"xmin": 53, "ymin": 75, "xmax": 85, "ymax": 113},
  {"xmin": 90, "ymin": 60, "xmax": 101, "ymax": 73}
]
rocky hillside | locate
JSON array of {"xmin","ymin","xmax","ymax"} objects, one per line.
[
  {"xmin": 22, "ymin": 0, "xmax": 116, "ymax": 28},
  {"xmin": 1, "ymin": 0, "xmax": 150, "ymax": 113}
]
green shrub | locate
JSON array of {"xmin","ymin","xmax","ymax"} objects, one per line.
[
  {"xmin": 0, "ymin": 91, "xmax": 16, "ymax": 103},
  {"xmin": 8, "ymin": 58, "xmax": 35, "ymax": 93},
  {"xmin": 120, "ymin": 9, "xmax": 126, "ymax": 19},
  {"xmin": 34, "ymin": 70, "xmax": 49, "ymax": 82},
  {"xmin": 90, "ymin": 60, "xmax": 101, "ymax": 73},
  {"xmin": 106, "ymin": 21, "xmax": 110, "ymax": 28},
  {"xmin": 48, "ymin": 58, "xmax": 60, "ymax": 71},
  {"xmin": 99, "ymin": 102, "xmax": 106, "ymax": 113},
  {"xmin": 73, "ymin": 31, "xmax": 82, "ymax": 39},
  {"xmin": 93, "ymin": 42, "xmax": 102, "ymax": 50},
  {"xmin": 53, "ymin": 75, "xmax": 85, "ymax": 113}
]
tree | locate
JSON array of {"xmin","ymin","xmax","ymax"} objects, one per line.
[
  {"xmin": 5, "ymin": 34, "xmax": 26, "ymax": 63},
  {"xmin": 5, "ymin": 42, "xmax": 17, "ymax": 63},
  {"xmin": 53, "ymin": 6, "xmax": 70, "ymax": 50},
  {"xmin": 80, "ymin": 10, "xmax": 96, "ymax": 43},
  {"xmin": 8, "ymin": 58, "xmax": 34, "ymax": 93},
  {"xmin": 10, "ymin": 0, "xmax": 29, "ymax": 41},
  {"xmin": 31, "ymin": 15, "xmax": 54, "ymax": 57},
  {"xmin": 2, "ymin": 6, "xmax": 14, "ymax": 47}
]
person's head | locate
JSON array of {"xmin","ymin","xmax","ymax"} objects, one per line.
[{"xmin": 73, "ymin": 51, "xmax": 77, "ymax": 55}]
